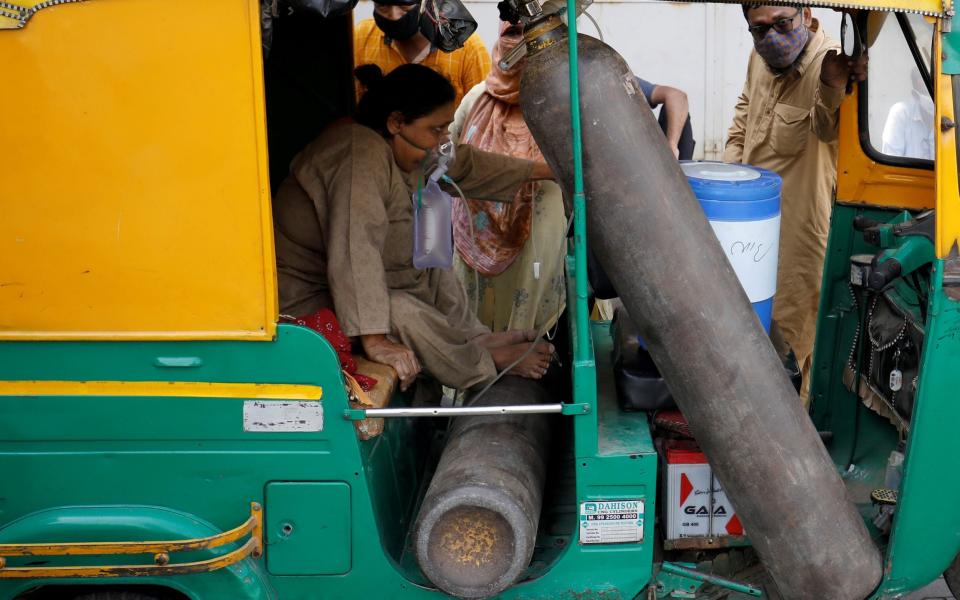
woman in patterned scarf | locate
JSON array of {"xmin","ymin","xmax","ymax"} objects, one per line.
[{"xmin": 450, "ymin": 22, "xmax": 567, "ymax": 336}]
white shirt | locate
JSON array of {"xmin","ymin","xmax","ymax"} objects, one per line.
[{"xmin": 881, "ymin": 93, "xmax": 935, "ymax": 160}]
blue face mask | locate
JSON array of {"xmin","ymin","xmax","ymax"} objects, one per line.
[{"xmin": 754, "ymin": 23, "xmax": 810, "ymax": 70}]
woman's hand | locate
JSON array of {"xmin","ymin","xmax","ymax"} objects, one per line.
[
  {"xmin": 360, "ymin": 334, "xmax": 421, "ymax": 391},
  {"xmin": 530, "ymin": 161, "xmax": 555, "ymax": 181}
]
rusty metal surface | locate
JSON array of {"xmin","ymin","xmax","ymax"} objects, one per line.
[
  {"xmin": 662, "ymin": 536, "xmax": 751, "ymax": 551},
  {"xmin": 414, "ymin": 376, "xmax": 551, "ymax": 598},
  {"xmin": 520, "ymin": 28, "xmax": 882, "ymax": 600},
  {"xmin": 0, "ymin": 502, "xmax": 262, "ymax": 579}
]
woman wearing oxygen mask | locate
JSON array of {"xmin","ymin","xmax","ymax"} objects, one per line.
[
  {"xmin": 272, "ymin": 63, "xmax": 556, "ymax": 395},
  {"xmin": 450, "ymin": 22, "xmax": 567, "ymax": 339}
]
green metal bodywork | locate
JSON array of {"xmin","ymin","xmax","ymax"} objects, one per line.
[
  {"xmin": 0, "ymin": 308, "xmax": 659, "ymax": 599},
  {"xmin": 1, "ymin": 149, "xmax": 957, "ymax": 600},
  {"xmin": 265, "ymin": 482, "xmax": 352, "ymax": 575},
  {"xmin": 3, "ymin": 105, "xmax": 956, "ymax": 600},
  {"xmin": 941, "ymin": 27, "xmax": 960, "ymax": 75},
  {"xmin": 4, "ymin": 10, "xmax": 960, "ymax": 600},
  {"xmin": 0, "ymin": 26, "xmax": 657, "ymax": 593},
  {"xmin": 810, "ymin": 203, "xmax": 960, "ymax": 598},
  {"xmin": 882, "ymin": 259, "xmax": 960, "ymax": 595}
]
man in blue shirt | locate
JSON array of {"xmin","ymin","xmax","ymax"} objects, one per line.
[
  {"xmin": 636, "ymin": 78, "xmax": 693, "ymax": 160},
  {"xmin": 588, "ymin": 77, "xmax": 694, "ymax": 301}
]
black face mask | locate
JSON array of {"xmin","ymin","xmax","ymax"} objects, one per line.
[{"xmin": 373, "ymin": 5, "xmax": 421, "ymax": 41}]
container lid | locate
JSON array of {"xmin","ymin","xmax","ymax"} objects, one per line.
[
  {"xmin": 681, "ymin": 161, "xmax": 782, "ymax": 221},
  {"xmin": 681, "ymin": 162, "xmax": 761, "ymax": 182}
]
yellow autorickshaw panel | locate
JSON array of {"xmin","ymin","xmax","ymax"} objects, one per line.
[
  {"xmin": 835, "ymin": 91, "xmax": 935, "ymax": 210},
  {"xmin": 0, "ymin": 0, "xmax": 277, "ymax": 340}
]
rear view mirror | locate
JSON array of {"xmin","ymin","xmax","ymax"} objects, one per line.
[{"xmin": 841, "ymin": 12, "xmax": 863, "ymax": 58}]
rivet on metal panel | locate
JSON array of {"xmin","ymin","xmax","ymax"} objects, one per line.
[{"xmin": 251, "ymin": 502, "xmax": 264, "ymax": 559}]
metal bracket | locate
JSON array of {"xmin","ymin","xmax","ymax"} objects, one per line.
[
  {"xmin": 656, "ymin": 562, "xmax": 762, "ymax": 598},
  {"xmin": 0, "ymin": 502, "xmax": 263, "ymax": 578},
  {"xmin": 944, "ymin": 244, "xmax": 960, "ymax": 300},
  {"xmin": 498, "ymin": 41, "xmax": 529, "ymax": 71},
  {"xmin": 344, "ymin": 402, "xmax": 590, "ymax": 421}
]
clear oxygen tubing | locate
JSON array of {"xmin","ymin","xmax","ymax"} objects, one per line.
[
  {"xmin": 446, "ymin": 178, "xmax": 551, "ymax": 321},
  {"xmin": 466, "ymin": 215, "xmax": 572, "ymax": 404},
  {"xmin": 446, "ymin": 177, "xmax": 573, "ymax": 405},
  {"xmin": 563, "ymin": 9, "xmax": 603, "ymax": 42},
  {"xmin": 444, "ymin": 176, "xmax": 482, "ymax": 316},
  {"xmin": 443, "ymin": 142, "xmax": 570, "ymax": 402},
  {"xmin": 583, "ymin": 11, "xmax": 603, "ymax": 42},
  {"xmin": 460, "ymin": 126, "xmax": 481, "ymax": 315},
  {"xmin": 456, "ymin": 125, "xmax": 546, "ymax": 312},
  {"xmin": 454, "ymin": 126, "xmax": 559, "ymax": 339}
]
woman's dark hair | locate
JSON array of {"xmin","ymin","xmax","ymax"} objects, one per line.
[{"xmin": 354, "ymin": 64, "xmax": 456, "ymax": 136}]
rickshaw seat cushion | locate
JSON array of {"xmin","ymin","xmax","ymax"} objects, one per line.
[{"xmin": 352, "ymin": 357, "xmax": 399, "ymax": 440}]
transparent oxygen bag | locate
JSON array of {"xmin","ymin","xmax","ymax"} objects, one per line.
[
  {"xmin": 412, "ymin": 141, "xmax": 457, "ymax": 269},
  {"xmin": 412, "ymin": 178, "xmax": 455, "ymax": 269}
]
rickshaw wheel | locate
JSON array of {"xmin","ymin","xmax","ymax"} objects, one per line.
[
  {"xmin": 73, "ymin": 591, "xmax": 162, "ymax": 600},
  {"xmin": 72, "ymin": 592, "xmax": 165, "ymax": 600}
]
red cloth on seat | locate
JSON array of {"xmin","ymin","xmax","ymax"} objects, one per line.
[{"xmin": 286, "ymin": 309, "xmax": 378, "ymax": 391}]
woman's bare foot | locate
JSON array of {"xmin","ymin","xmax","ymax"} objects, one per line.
[
  {"xmin": 488, "ymin": 340, "xmax": 555, "ymax": 379},
  {"xmin": 474, "ymin": 329, "xmax": 538, "ymax": 349}
]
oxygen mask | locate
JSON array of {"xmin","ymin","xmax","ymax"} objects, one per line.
[{"xmin": 424, "ymin": 139, "xmax": 456, "ymax": 182}]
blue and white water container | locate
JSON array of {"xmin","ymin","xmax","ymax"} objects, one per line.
[{"xmin": 680, "ymin": 161, "xmax": 782, "ymax": 332}]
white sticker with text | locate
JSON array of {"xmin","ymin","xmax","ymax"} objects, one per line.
[
  {"xmin": 579, "ymin": 499, "xmax": 644, "ymax": 545},
  {"xmin": 243, "ymin": 400, "xmax": 323, "ymax": 432}
]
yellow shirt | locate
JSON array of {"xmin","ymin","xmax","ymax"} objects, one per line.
[
  {"xmin": 723, "ymin": 21, "xmax": 844, "ymax": 377},
  {"xmin": 353, "ymin": 18, "xmax": 491, "ymax": 107}
]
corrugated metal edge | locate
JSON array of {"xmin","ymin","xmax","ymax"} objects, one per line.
[
  {"xmin": 655, "ymin": 0, "xmax": 949, "ymax": 17},
  {"xmin": 0, "ymin": 0, "xmax": 88, "ymax": 30}
]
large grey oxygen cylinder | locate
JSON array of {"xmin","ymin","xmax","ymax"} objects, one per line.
[
  {"xmin": 414, "ymin": 376, "xmax": 550, "ymax": 599},
  {"xmin": 519, "ymin": 20, "xmax": 881, "ymax": 600}
]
